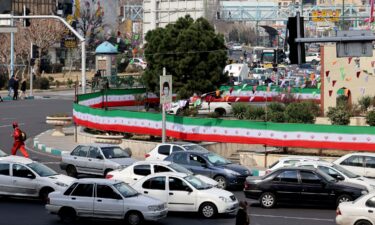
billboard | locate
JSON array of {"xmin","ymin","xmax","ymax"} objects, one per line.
[{"xmin": 311, "ymin": 9, "xmax": 341, "ymax": 22}]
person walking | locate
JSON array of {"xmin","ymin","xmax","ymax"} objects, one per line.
[
  {"xmin": 20, "ymin": 79, "xmax": 27, "ymax": 99},
  {"xmin": 236, "ymin": 201, "xmax": 250, "ymax": 225},
  {"xmin": 8, "ymin": 75, "xmax": 14, "ymax": 96},
  {"xmin": 11, "ymin": 122, "xmax": 29, "ymax": 158},
  {"xmin": 13, "ymin": 76, "xmax": 19, "ymax": 100}
]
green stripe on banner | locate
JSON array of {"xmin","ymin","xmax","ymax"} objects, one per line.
[
  {"xmin": 77, "ymin": 88, "xmax": 146, "ymax": 102},
  {"xmin": 220, "ymin": 85, "xmax": 319, "ymax": 94},
  {"xmin": 74, "ymin": 104, "xmax": 375, "ymax": 135}
]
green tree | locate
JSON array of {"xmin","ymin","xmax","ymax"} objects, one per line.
[
  {"xmin": 143, "ymin": 16, "xmax": 228, "ymax": 99},
  {"xmin": 327, "ymin": 106, "xmax": 351, "ymax": 125},
  {"xmin": 284, "ymin": 102, "xmax": 315, "ymax": 124}
]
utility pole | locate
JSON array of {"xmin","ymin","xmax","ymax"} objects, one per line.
[
  {"xmin": 162, "ymin": 67, "xmax": 166, "ymax": 143},
  {"xmin": 10, "ymin": 13, "xmax": 14, "ymax": 79},
  {"xmin": 342, "ymin": 0, "xmax": 345, "ymax": 30}
]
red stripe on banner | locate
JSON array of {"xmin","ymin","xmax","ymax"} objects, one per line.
[
  {"xmin": 89, "ymin": 99, "xmax": 160, "ymax": 108},
  {"xmin": 209, "ymin": 96, "xmax": 320, "ymax": 103},
  {"xmin": 74, "ymin": 117, "xmax": 375, "ymax": 151}
]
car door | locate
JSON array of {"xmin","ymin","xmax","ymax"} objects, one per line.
[
  {"xmin": 132, "ymin": 164, "xmax": 151, "ymax": 183},
  {"xmin": 11, "ymin": 164, "xmax": 38, "ymax": 196},
  {"xmin": 299, "ymin": 170, "xmax": 330, "ymax": 204},
  {"xmin": 186, "ymin": 153, "xmax": 212, "ymax": 177},
  {"xmin": 140, "ymin": 176, "xmax": 168, "ymax": 204},
  {"xmin": 0, "ymin": 163, "xmax": 12, "ymax": 195},
  {"xmin": 364, "ymin": 156, "xmax": 375, "ymax": 178},
  {"xmin": 339, "ymin": 155, "xmax": 365, "ymax": 177},
  {"xmin": 94, "ymin": 184, "xmax": 124, "ymax": 219},
  {"xmin": 365, "ymin": 196, "xmax": 375, "ymax": 221},
  {"xmin": 271, "ymin": 170, "xmax": 301, "ymax": 203},
  {"xmin": 157, "ymin": 145, "xmax": 171, "ymax": 160},
  {"xmin": 70, "ymin": 146, "xmax": 90, "ymax": 174},
  {"xmin": 69, "ymin": 183, "xmax": 94, "ymax": 217},
  {"xmin": 198, "ymin": 102, "xmax": 211, "ymax": 114},
  {"xmin": 85, "ymin": 147, "xmax": 105, "ymax": 175},
  {"xmin": 167, "ymin": 176, "xmax": 196, "ymax": 212}
]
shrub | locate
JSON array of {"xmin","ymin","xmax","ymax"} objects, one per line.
[
  {"xmin": 245, "ymin": 106, "xmax": 265, "ymax": 121},
  {"xmin": 327, "ymin": 106, "xmax": 350, "ymax": 125},
  {"xmin": 268, "ymin": 111, "xmax": 285, "ymax": 123},
  {"xmin": 268, "ymin": 102, "xmax": 285, "ymax": 113},
  {"xmin": 284, "ymin": 102, "xmax": 315, "ymax": 123},
  {"xmin": 232, "ymin": 103, "xmax": 248, "ymax": 119},
  {"xmin": 349, "ymin": 103, "xmax": 362, "ymax": 117},
  {"xmin": 358, "ymin": 96, "xmax": 372, "ymax": 112},
  {"xmin": 336, "ymin": 95, "xmax": 349, "ymax": 109},
  {"xmin": 303, "ymin": 100, "xmax": 321, "ymax": 117},
  {"xmin": 208, "ymin": 112, "xmax": 220, "ymax": 118},
  {"xmin": 55, "ymin": 80, "xmax": 61, "ymax": 88},
  {"xmin": 366, "ymin": 111, "xmax": 375, "ymax": 126},
  {"xmin": 67, "ymin": 78, "xmax": 73, "ymax": 88},
  {"xmin": 34, "ymin": 77, "xmax": 50, "ymax": 90}
]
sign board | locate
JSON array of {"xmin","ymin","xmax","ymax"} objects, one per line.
[
  {"xmin": 336, "ymin": 31, "xmax": 373, "ymax": 57},
  {"xmin": 160, "ymin": 75, "xmax": 172, "ymax": 104},
  {"xmin": 62, "ymin": 36, "xmax": 77, "ymax": 48},
  {"xmin": 0, "ymin": 27, "xmax": 17, "ymax": 33},
  {"xmin": 311, "ymin": 9, "xmax": 340, "ymax": 22}
]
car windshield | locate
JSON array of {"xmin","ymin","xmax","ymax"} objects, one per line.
[
  {"xmin": 317, "ymin": 170, "xmax": 336, "ymax": 182},
  {"xmin": 184, "ymin": 175, "xmax": 211, "ymax": 190},
  {"xmin": 332, "ymin": 164, "xmax": 360, "ymax": 178},
  {"xmin": 114, "ymin": 182, "xmax": 139, "ymax": 197},
  {"xmin": 183, "ymin": 144, "xmax": 208, "ymax": 152},
  {"xmin": 205, "ymin": 153, "xmax": 231, "ymax": 166},
  {"xmin": 27, "ymin": 162, "xmax": 58, "ymax": 177},
  {"xmin": 169, "ymin": 163, "xmax": 192, "ymax": 174},
  {"xmin": 102, "ymin": 147, "xmax": 130, "ymax": 159},
  {"xmin": 0, "ymin": 149, "xmax": 7, "ymax": 157}
]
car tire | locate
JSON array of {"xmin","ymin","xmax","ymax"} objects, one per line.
[
  {"xmin": 215, "ymin": 108, "xmax": 226, "ymax": 117},
  {"xmin": 214, "ymin": 175, "xmax": 227, "ymax": 189},
  {"xmin": 311, "ymin": 60, "xmax": 317, "ymax": 65},
  {"xmin": 104, "ymin": 169, "xmax": 113, "ymax": 178},
  {"xmin": 39, "ymin": 187, "xmax": 54, "ymax": 203},
  {"xmin": 336, "ymin": 194, "xmax": 352, "ymax": 206},
  {"xmin": 125, "ymin": 211, "xmax": 143, "ymax": 225},
  {"xmin": 355, "ymin": 220, "xmax": 372, "ymax": 225},
  {"xmin": 66, "ymin": 165, "xmax": 77, "ymax": 178},
  {"xmin": 199, "ymin": 202, "xmax": 217, "ymax": 219},
  {"xmin": 260, "ymin": 192, "xmax": 276, "ymax": 208},
  {"xmin": 58, "ymin": 207, "xmax": 76, "ymax": 224}
]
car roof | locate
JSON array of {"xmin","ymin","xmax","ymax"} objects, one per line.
[
  {"xmin": 147, "ymin": 172, "xmax": 188, "ymax": 178},
  {"xmin": 171, "ymin": 150, "xmax": 207, "ymax": 155},
  {"xmin": 77, "ymin": 178, "xmax": 120, "ymax": 185},
  {"xmin": 296, "ymin": 160, "xmax": 333, "ymax": 166},
  {"xmin": 78, "ymin": 144, "xmax": 119, "ymax": 148},
  {"xmin": 168, "ymin": 141, "xmax": 195, "ymax": 145},
  {"xmin": 277, "ymin": 167, "xmax": 318, "ymax": 172},
  {"xmin": 278, "ymin": 156, "xmax": 320, "ymax": 161},
  {"xmin": 134, "ymin": 160, "xmax": 171, "ymax": 166},
  {"xmin": 0, "ymin": 155, "xmax": 33, "ymax": 164},
  {"xmin": 343, "ymin": 152, "xmax": 375, "ymax": 157}
]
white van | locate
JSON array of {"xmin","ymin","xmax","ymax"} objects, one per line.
[
  {"xmin": 333, "ymin": 153, "xmax": 375, "ymax": 178},
  {"xmin": 223, "ymin": 63, "xmax": 250, "ymax": 85}
]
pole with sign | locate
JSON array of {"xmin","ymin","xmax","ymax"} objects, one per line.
[{"xmin": 160, "ymin": 67, "xmax": 172, "ymax": 143}]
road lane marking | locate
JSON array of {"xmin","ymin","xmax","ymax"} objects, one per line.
[
  {"xmin": 250, "ymin": 214, "xmax": 334, "ymax": 222},
  {"xmin": 0, "ymin": 123, "xmax": 25, "ymax": 128}
]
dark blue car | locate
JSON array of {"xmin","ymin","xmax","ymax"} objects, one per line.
[{"xmin": 165, "ymin": 150, "xmax": 252, "ymax": 189}]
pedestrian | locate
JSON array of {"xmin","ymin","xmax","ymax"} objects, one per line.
[
  {"xmin": 11, "ymin": 122, "xmax": 29, "ymax": 158},
  {"xmin": 13, "ymin": 76, "xmax": 19, "ymax": 100},
  {"xmin": 8, "ymin": 75, "xmax": 14, "ymax": 96},
  {"xmin": 20, "ymin": 79, "xmax": 27, "ymax": 99},
  {"xmin": 236, "ymin": 201, "xmax": 250, "ymax": 225},
  {"xmin": 0, "ymin": 95, "xmax": 3, "ymax": 102}
]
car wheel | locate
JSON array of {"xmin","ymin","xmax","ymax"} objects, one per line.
[
  {"xmin": 336, "ymin": 194, "xmax": 352, "ymax": 206},
  {"xmin": 214, "ymin": 176, "xmax": 227, "ymax": 189},
  {"xmin": 39, "ymin": 187, "xmax": 54, "ymax": 203},
  {"xmin": 215, "ymin": 108, "xmax": 226, "ymax": 117},
  {"xmin": 66, "ymin": 165, "xmax": 77, "ymax": 178},
  {"xmin": 125, "ymin": 211, "xmax": 143, "ymax": 225},
  {"xmin": 58, "ymin": 207, "xmax": 76, "ymax": 223},
  {"xmin": 260, "ymin": 192, "xmax": 276, "ymax": 208},
  {"xmin": 355, "ymin": 220, "xmax": 372, "ymax": 225},
  {"xmin": 311, "ymin": 60, "xmax": 317, "ymax": 65},
  {"xmin": 104, "ymin": 169, "xmax": 113, "ymax": 177},
  {"xmin": 199, "ymin": 202, "xmax": 217, "ymax": 219}
]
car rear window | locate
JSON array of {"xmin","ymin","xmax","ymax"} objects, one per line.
[{"xmin": 64, "ymin": 183, "xmax": 78, "ymax": 195}]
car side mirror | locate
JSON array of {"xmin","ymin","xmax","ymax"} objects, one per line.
[
  {"xmin": 27, "ymin": 173, "xmax": 35, "ymax": 179},
  {"xmin": 185, "ymin": 187, "xmax": 193, "ymax": 192},
  {"xmin": 96, "ymin": 155, "xmax": 104, "ymax": 160},
  {"xmin": 336, "ymin": 175, "xmax": 344, "ymax": 181},
  {"xmin": 201, "ymin": 164, "xmax": 208, "ymax": 168}
]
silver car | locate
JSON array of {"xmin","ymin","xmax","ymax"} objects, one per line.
[{"xmin": 60, "ymin": 144, "xmax": 137, "ymax": 177}]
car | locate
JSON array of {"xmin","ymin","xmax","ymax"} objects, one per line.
[
  {"xmin": 305, "ymin": 52, "xmax": 320, "ymax": 65},
  {"xmin": 244, "ymin": 167, "xmax": 367, "ymax": 208},
  {"xmin": 296, "ymin": 160, "xmax": 375, "ymax": 191},
  {"xmin": 0, "ymin": 156, "xmax": 75, "ymax": 201},
  {"xmin": 241, "ymin": 79, "xmax": 259, "ymax": 86},
  {"xmin": 106, "ymin": 160, "xmax": 218, "ymax": 187},
  {"xmin": 265, "ymin": 156, "xmax": 320, "ymax": 174},
  {"xmin": 60, "ymin": 144, "xmax": 137, "ymax": 178},
  {"xmin": 167, "ymin": 101, "xmax": 232, "ymax": 117},
  {"xmin": 336, "ymin": 193, "xmax": 375, "ymax": 225},
  {"xmin": 145, "ymin": 142, "xmax": 209, "ymax": 161},
  {"xmin": 165, "ymin": 150, "xmax": 252, "ymax": 189},
  {"xmin": 131, "ymin": 172, "xmax": 239, "ymax": 218},
  {"xmin": 334, "ymin": 153, "xmax": 375, "ymax": 178},
  {"xmin": 46, "ymin": 178, "xmax": 167, "ymax": 225},
  {"xmin": 231, "ymin": 43, "xmax": 242, "ymax": 51},
  {"xmin": 131, "ymin": 57, "xmax": 147, "ymax": 70}
]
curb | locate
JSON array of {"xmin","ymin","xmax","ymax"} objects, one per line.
[{"xmin": 33, "ymin": 130, "xmax": 63, "ymax": 156}]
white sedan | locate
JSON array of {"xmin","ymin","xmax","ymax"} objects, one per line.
[
  {"xmin": 132, "ymin": 172, "xmax": 238, "ymax": 218},
  {"xmin": 336, "ymin": 193, "xmax": 375, "ymax": 225},
  {"xmin": 106, "ymin": 160, "xmax": 218, "ymax": 187}
]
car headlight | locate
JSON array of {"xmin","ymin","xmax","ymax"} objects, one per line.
[
  {"xmin": 224, "ymin": 169, "xmax": 240, "ymax": 176},
  {"xmin": 362, "ymin": 190, "xmax": 369, "ymax": 195},
  {"xmin": 148, "ymin": 204, "xmax": 165, "ymax": 211},
  {"xmin": 219, "ymin": 196, "xmax": 230, "ymax": 203},
  {"xmin": 55, "ymin": 182, "xmax": 68, "ymax": 187}
]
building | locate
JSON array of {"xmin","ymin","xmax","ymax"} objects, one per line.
[{"xmin": 12, "ymin": 0, "xmax": 57, "ymax": 15}]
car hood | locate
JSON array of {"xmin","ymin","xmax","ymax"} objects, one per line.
[
  {"xmin": 108, "ymin": 158, "xmax": 137, "ymax": 166},
  {"xmin": 335, "ymin": 181, "xmax": 367, "ymax": 190},
  {"xmin": 47, "ymin": 174, "xmax": 76, "ymax": 185},
  {"xmin": 199, "ymin": 187, "xmax": 234, "ymax": 198},
  {"xmin": 129, "ymin": 194, "xmax": 165, "ymax": 206},
  {"xmin": 219, "ymin": 163, "xmax": 252, "ymax": 176},
  {"xmin": 195, "ymin": 175, "xmax": 218, "ymax": 186}
]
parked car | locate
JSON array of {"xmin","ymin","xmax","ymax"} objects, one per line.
[
  {"xmin": 165, "ymin": 150, "xmax": 252, "ymax": 189},
  {"xmin": 145, "ymin": 142, "xmax": 209, "ymax": 161},
  {"xmin": 231, "ymin": 43, "xmax": 242, "ymax": 51},
  {"xmin": 131, "ymin": 57, "xmax": 147, "ymax": 70},
  {"xmin": 334, "ymin": 153, "xmax": 375, "ymax": 178},
  {"xmin": 131, "ymin": 172, "xmax": 238, "ymax": 218},
  {"xmin": 0, "ymin": 156, "xmax": 75, "ymax": 201},
  {"xmin": 167, "ymin": 101, "xmax": 232, "ymax": 117},
  {"xmin": 265, "ymin": 156, "xmax": 320, "ymax": 174},
  {"xmin": 60, "ymin": 144, "xmax": 137, "ymax": 178},
  {"xmin": 106, "ymin": 160, "xmax": 218, "ymax": 187},
  {"xmin": 336, "ymin": 193, "xmax": 375, "ymax": 225},
  {"xmin": 244, "ymin": 167, "xmax": 367, "ymax": 208},
  {"xmin": 296, "ymin": 160, "xmax": 375, "ymax": 191},
  {"xmin": 305, "ymin": 52, "xmax": 320, "ymax": 65},
  {"xmin": 46, "ymin": 178, "xmax": 167, "ymax": 225}
]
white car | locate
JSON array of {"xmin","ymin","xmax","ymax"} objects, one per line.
[
  {"xmin": 168, "ymin": 101, "xmax": 232, "ymax": 116},
  {"xmin": 296, "ymin": 160, "xmax": 375, "ymax": 191},
  {"xmin": 334, "ymin": 153, "xmax": 375, "ymax": 178},
  {"xmin": 0, "ymin": 156, "xmax": 75, "ymax": 201},
  {"xmin": 106, "ymin": 160, "xmax": 218, "ymax": 187},
  {"xmin": 336, "ymin": 193, "xmax": 375, "ymax": 225},
  {"xmin": 266, "ymin": 156, "xmax": 320, "ymax": 174},
  {"xmin": 145, "ymin": 142, "xmax": 208, "ymax": 161},
  {"xmin": 46, "ymin": 178, "xmax": 167, "ymax": 225},
  {"xmin": 132, "ymin": 172, "xmax": 239, "ymax": 218},
  {"xmin": 131, "ymin": 58, "xmax": 147, "ymax": 70},
  {"xmin": 231, "ymin": 43, "xmax": 242, "ymax": 51},
  {"xmin": 305, "ymin": 52, "xmax": 320, "ymax": 64}
]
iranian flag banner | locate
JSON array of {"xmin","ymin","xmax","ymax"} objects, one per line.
[{"xmin": 73, "ymin": 103, "xmax": 375, "ymax": 151}]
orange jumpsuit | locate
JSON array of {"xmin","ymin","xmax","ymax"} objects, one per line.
[{"xmin": 11, "ymin": 127, "xmax": 29, "ymax": 158}]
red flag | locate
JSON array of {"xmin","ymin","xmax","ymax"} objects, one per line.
[
  {"xmin": 229, "ymin": 87, "xmax": 234, "ymax": 94},
  {"xmin": 325, "ymin": 71, "xmax": 330, "ymax": 77},
  {"xmin": 357, "ymin": 71, "xmax": 361, "ymax": 78},
  {"xmin": 329, "ymin": 90, "xmax": 333, "ymax": 97},
  {"xmin": 332, "ymin": 80, "xmax": 337, "ymax": 87},
  {"xmin": 348, "ymin": 57, "xmax": 353, "ymax": 64}
]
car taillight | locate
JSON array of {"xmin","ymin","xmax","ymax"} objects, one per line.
[
  {"xmin": 105, "ymin": 174, "xmax": 113, "ymax": 179},
  {"xmin": 145, "ymin": 154, "xmax": 150, "ymax": 158},
  {"xmin": 336, "ymin": 208, "xmax": 341, "ymax": 216}
]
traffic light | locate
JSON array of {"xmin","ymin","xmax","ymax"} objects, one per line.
[
  {"xmin": 31, "ymin": 45, "xmax": 39, "ymax": 59},
  {"xmin": 24, "ymin": 8, "xmax": 31, "ymax": 27},
  {"xmin": 0, "ymin": 0, "xmax": 11, "ymax": 14},
  {"xmin": 287, "ymin": 16, "xmax": 306, "ymax": 64}
]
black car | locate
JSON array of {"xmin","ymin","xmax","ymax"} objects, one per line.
[
  {"xmin": 244, "ymin": 167, "xmax": 367, "ymax": 208},
  {"xmin": 165, "ymin": 150, "xmax": 252, "ymax": 189}
]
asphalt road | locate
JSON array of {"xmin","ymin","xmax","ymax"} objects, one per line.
[{"xmin": 0, "ymin": 93, "xmax": 336, "ymax": 225}]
